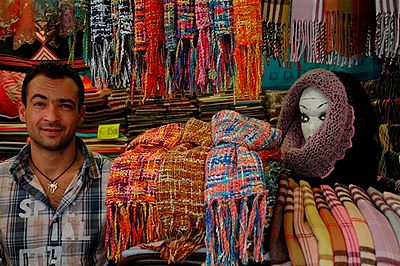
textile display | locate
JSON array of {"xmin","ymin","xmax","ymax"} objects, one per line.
[
  {"xmin": 383, "ymin": 191, "xmax": 400, "ymax": 217},
  {"xmin": 300, "ymin": 180, "xmax": 333, "ymax": 265},
  {"xmin": 105, "ymin": 123, "xmax": 184, "ymax": 261},
  {"xmin": 335, "ymin": 184, "xmax": 376, "ymax": 265},
  {"xmin": 0, "ymin": 70, "xmax": 24, "ymax": 118},
  {"xmin": 284, "ymin": 179, "xmax": 306, "ymax": 266},
  {"xmin": 313, "ymin": 187, "xmax": 348, "ymax": 266},
  {"xmin": 204, "ymin": 110, "xmax": 281, "ymax": 265},
  {"xmin": 350, "ymin": 184, "xmax": 400, "ymax": 265}
]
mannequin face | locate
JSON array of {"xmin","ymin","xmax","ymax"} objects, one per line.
[{"xmin": 299, "ymin": 87, "xmax": 329, "ymax": 141}]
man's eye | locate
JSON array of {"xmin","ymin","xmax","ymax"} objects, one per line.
[
  {"xmin": 301, "ymin": 113, "xmax": 309, "ymax": 123},
  {"xmin": 318, "ymin": 112, "xmax": 326, "ymax": 121},
  {"xmin": 60, "ymin": 104, "xmax": 73, "ymax": 109},
  {"xmin": 33, "ymin": 102, "xmax": 44, "ymax": 107}
]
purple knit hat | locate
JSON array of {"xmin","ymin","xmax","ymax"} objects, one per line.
[{"xmin": 278, "ymin": 69, "xmax": 355, "ymax": 178}]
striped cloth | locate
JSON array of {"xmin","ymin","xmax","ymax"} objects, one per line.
[
  {"xmin": 335, "ymin": 183, "xmax": 376, "ymax": 265},
  {"xmin": 313, "ymin": 188, "xmax": 347, "ymax": 266},
  {"xmin": 284, "ymin": 179, "xmax": 306, "ymax": 266},
  {"xmin": 321, "ymin": 184, "xmax": 361, "ymax": 266},
  {"xmin": 270, "ymin": 174, "xmax": 291, "ymax": 266},
  {"xmin": 350, "ymin": 184, "xmax": 400, "ymax": 266},
  {"xmin": 368, "ymin": 187, "xmax": 400, "ymax": 245},
  {"xmin": 383, "ymin": 191, "xmax": 400, "ymax": 217},
  {"xmin": 293, "ymin": 186, "xmax": 319, "ymax": 266},
  {"xmin": 300, "ymin": 180, "xmax": 333, "ymax": 266}
]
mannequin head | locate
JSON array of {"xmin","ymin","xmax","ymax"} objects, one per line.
[{"xmin": 299, "ymin": 87, "xmax": 329, "ymax": 141}]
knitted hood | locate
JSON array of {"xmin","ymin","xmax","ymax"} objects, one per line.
[{"xmin": 278, "ymin": 69, "xmax": 355, "ymax": 178}]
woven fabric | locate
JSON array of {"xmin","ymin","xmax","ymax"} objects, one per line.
[
  {"xmin": 0, "ymin": 0, "xmax": 20, "ymax": 39},
  {"xmin": 152, "ymin": 118, "xmax": 212, "ymax": 263},
  {"xmin": 350, "ymin": 184, "xmax": 400, "ymax": 265},
  {"xmin": 0, "ymin": 70, "xmax": 24, "ymax": 118},
  {"xmin": 278, "ymin": 69, "xmax": 354, "ymax": 179},
  {"xmin": 368, "ymin": 187, "xmax": 400, "ymax": 245},
  {"xmin": 12, "ymin": 0, "xmax": 35, "ymax": 50},
  {"xmin": 270, "ymin": 175, "xmax": 290, "ymax": 266},
  {"xmin": 313, "ymin": 188, "xmax": 348, "ymax": 266},
  {"xmin": 335, "ymin": 184, "xmax": 376, "ymax": 265},
  {"xmin": 383, "ymin": 191, "xmax": 400, "ymax": 217},
  {"xmin": 293, "ymin": 186, "xmax": 319, "ymax": 266},
  {"xmin": 205, "ymin": 110, "xmax": 281, "ymax": 265},
  {"xmin": 321, "ymin": 184, "xmax": 361, "ymax": 266},
  {"xmin": 300, "ymin": 180, "xmax": 333, "ymax": 265},
  {"xmin": 232, "ymin": 0, "xmax": 263, "ymax": 100},
  {"xmin": 105, "ymin": 124, "xmax": 184, "ymax": 261}
]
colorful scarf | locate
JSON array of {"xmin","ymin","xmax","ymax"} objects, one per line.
[
  {"xmin": 383, "ymin": 191, "xmax": 400, "ymax": 217},
  {"xmin": 148, "ymin": 118, "xmax": 213, "ymax": 263},
  {"xmin": 105, "ymin": 124, "xmax": 184, "ymax": 261},
  {"xmin": 13, "ymin": 0, "xmax": 35, "ymax": 50},
  {"xmin": 278, "ymin": 69, "xmax": 354, "ymax": 179},
  {"xmin": 233, "ymin": 0, "xmax": 263, "ymax": 100},
  {"xmin": 290, "ymin": 0, "xmax": 325, "ymax": 63},
  {"xmin": 0, "ymin": 0, "xmax": 20, "ymax": 40},
  {"xmin": 205, "ymin": 110, "xmax": 281, "ymax": 265},
  {"xmin": 262, "ymin": 0, "xmax": 291, "ymax": 62},
  {"xmin": 351, "ymin": 0, "xmax": 374, "ymax": 58}
]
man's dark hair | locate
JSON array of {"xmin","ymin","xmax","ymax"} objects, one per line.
[{"xmin": 21, "ymin": 62, "xmax": 85, "ymax": 110}]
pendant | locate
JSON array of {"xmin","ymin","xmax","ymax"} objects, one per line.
[{"xmin": 48, "ymin": 181, "xmax": 58, "ymax": 194}]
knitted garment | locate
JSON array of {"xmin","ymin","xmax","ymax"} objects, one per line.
[
  {"xmin": 300, "ymin": 180, "xmax": 333, "ymax": 266},
  {"xmin": 367, "ymin": 187, "xmax": 400, "ymax": 245},
  {"xmin": 149, "ymin": 118, "xmax": 213, "ymax": 263},
  {"xmin": 290, "ymin": 0, "xmax": 325, "ymax": 63},
  {"xmin": 293, "ymin": 187, "xmax": 319, "ymax": 266},
  {"xmin": 262, "ymin": 0, "xmax": 291, "ymax": 62},
  {"xmin": 335, "ymin": 184, "xmax": 376, "ymax": 265},
  {"xmin": 232, "ymin": 0, "xmax": 263, "ymax": 100},
  {"xmin": 205, "ymin": 110, "xmax": 281, "ymax": 266},
  {"xmin": 90, "ymin": 0, "xmax": 113, "ymax": 88},
  {"xmin": 278, "ymin": 69, "xmax": 355, "ymax": 179},
  {"xmin": 284, "ymin": 179, "xmax": 306, "ymax": 266},
  {"xmin": 105, "ymin": 124, "xmax": 184, "ymax": 261},
  {"xmin": 269, "ymin": 175, "xmax": 290, "ymax": 266},
  {"xmin": 383, "ymin": 191, "xmax": 400, "ymax": 217},
  {"xmin": 350, "ymin": 184, "xmax": 400, "ymax": 266},
  {"xmin": 313, "ymin": 188, "xmax": 348, "ymax": 266},
  {"xmin": 321, "ymin": 184, "xmax": 361, "ymax": 266}
]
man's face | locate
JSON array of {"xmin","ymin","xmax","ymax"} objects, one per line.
[{"xmin": 18, "ymin": 74, "xmax": 85, "ymax": 151}]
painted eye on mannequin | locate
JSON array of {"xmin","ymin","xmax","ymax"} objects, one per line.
[{"xmin": 318, "ymin": 112, "xmax": 326, "ymax": 121}]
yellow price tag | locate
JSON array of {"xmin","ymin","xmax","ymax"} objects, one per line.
[{"xmin": 97, "ymin": 124, "xmax": 120, "ymax": 139}]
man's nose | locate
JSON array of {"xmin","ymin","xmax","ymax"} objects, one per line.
[{"xmin": 44, "ymin": 105, "xmax": 60, "ymax": 121}]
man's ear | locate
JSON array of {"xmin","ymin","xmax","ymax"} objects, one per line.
[
  {"xmin": 78, "ymin": 105, "xmax": 86, "ymax": 124},
  {"xmin": 18, "ymin": 101, "xmax": 26, "ymax": 123}
]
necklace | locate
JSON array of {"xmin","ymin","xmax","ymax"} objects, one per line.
[{"xmin": 30, "ymin": 149, "xmax": 78, "ymax": 194}]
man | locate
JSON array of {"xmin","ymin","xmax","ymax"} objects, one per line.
[{"xmin": 0, "ymin": 62, "xmax": 112, "ymax": 265}]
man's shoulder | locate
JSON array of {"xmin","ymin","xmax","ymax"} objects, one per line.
[{"xmin": 0, "ymin": 157, "xmax": 16, "ymax": 176}]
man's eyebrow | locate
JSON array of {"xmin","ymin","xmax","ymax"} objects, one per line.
[{"xmin": 30, "ymin": 93, "xmax": 47, "ymax": 101}]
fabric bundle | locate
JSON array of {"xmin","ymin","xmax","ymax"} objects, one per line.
[
  {"xmin": 290, "ymin": 0, "xmax": 325, "ymax": 63},
  {"xmin": 262, "ymin": 0, "xmax": 291, "ymax": 62},
  {"xmin": 105, "ymin": 124, "xmax": 184, "ymax": 261},
  {"xmin": 278, "ymin": 69, "xmax": 354, "ymax": 179},
  {"xmin": 150, "ymin": 118, "xmax": 213, "ymax": 263},
  {"xmin": 205, "ymin": 110, "xmax": 281, "ymax": 265},
  {"xmin": 232, "ymin": 0, "xmax": 263, "ymax": 100},
  {"xmin": 383, "ymin": 192, "xmax": 400, "ymax": 217}
]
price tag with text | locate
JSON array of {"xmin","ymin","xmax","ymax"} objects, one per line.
[{"xmin": 97, "ymin": 124, "xmax": 120, "ymax": 139}]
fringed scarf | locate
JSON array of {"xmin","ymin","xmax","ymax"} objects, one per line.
[
  {"xmin": 205, "ymin": 110, "xmax": 281, "ymax": 266},
  {"xmin": 232, "ymin": 0, "xmax": 263, "ymax": 100},
  {"xmin": 262, "ymin": 0, "xmax": 291, "ymax": 63},
  {"xmin": 195, "ymin": 0, "xmax": 213, "ymax": 93},
  {"xmin": 105, "ymin": 124, "xmax": 184, "ymax": 261},
  {"xmin": 352, "ymin": 0, "xmax": 374, "ymax": 59},
  {"xmin": 147, "ymin": 118, "xmax": 213, "ymax": 263},
  {"xmin": 173, "ymin": 0, "xmax": 197, "ymax": 96},
  {"xmin": 290, "ymin": 0, "xmax": 325, "ymax": 64},
  {"xmin": 111, "ymin": 0, "xmax": 134, "ymax": 89},
  {"xmin": 164, "ymin": 0, "xmax": 177, "ymax": 95},
  {"xmin": 324, "ymin": 0, "xmax": 353, "ymax": 66},
  {"xmin": 375, "ymin": 0, "xmax": 400, "ymax": 60},
  {"xmin": 210, "ymin": 0, "xmax": 234, "ymax": 93},
  {"xmin": 90, "ymin": 0, "xmax": 113, "ymax": 88}
]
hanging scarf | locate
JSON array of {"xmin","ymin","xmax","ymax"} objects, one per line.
[
  {"xmin": 33, "ymin": 0, "xmax": 58, "ymax": 26},
  {"xmin": 290, "ymin": 0, "xmax": 324, "ymax": 64},
  {"xmin": 75, "ymin": 0, "xmax": 90, "ymax": 64},
  {"xmin": 232, "ymin": 0, "xmax": 263, "ymax": 100},
  {"xmin": 105, "ymin": 124, "xmax": 183, "ymax": 261},
  {"xmin": 205, "ymin": 110, "xmax": 281, "ymax": 265},
  {"xmin": 0, "ymin": 0, "xmax": 20, "ymax": 40},
  {"xmin": 90, "ymin": 0, "xmax": 113, "ymax": 88},
  {"xmin": 210, "ymin": 0, "xmax": 234, "ymax": 93},
  {"xmin": 352, "ymin": 0, "xmax": 374, "ymax": 59},
  {"xmin": 164, "ymin": 0, "xmax": 177, "ymax": 95},
  {"xmin": 111, "ymin": 0, "xmax": 134, "ymax": 89},
  {"xmin": 12, "ymin": 0, "xmax": 35, "ymax": 50},
  {"xmin": 195, "ymin": 0, "xmax": 213, "ymax": 93},
  {"xmin": 278, "ymin": 69, "xmax": 355, "ymax": 179},
  {"xmin": 262, "ymin": 0, "xmax": 291, "ymax": 63}
]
